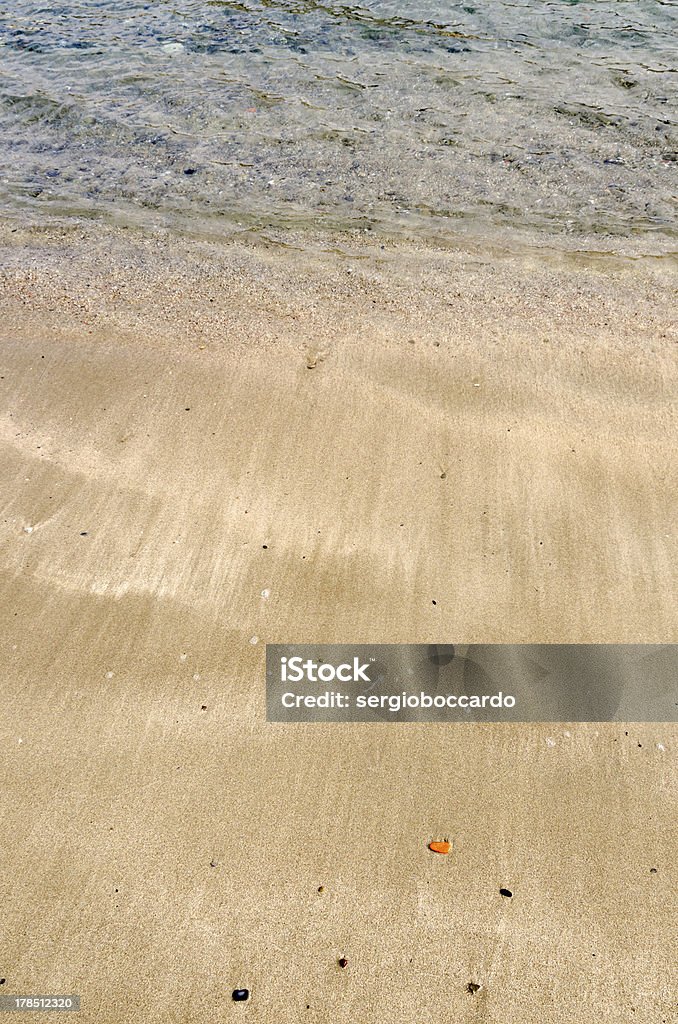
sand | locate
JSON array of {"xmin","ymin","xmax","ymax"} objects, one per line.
[{"xmin": 0, "ymin": 220, "xmax": 676, "ymax": 1022}]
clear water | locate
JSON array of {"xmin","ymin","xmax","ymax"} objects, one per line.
[{"xmin": 0, "ymin": 0, "xmax": 676, "ymax": 248}]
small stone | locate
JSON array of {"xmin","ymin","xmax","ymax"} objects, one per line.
[
  {"xmin": 232, "ymin": 989, "xmax": 249, "ymax": 1002},
  {"xmin": 499, "ymin": 887, "xmax": 513, "ymax": 898},
  {"xmin": 261, "ymin": 588, "xmax": 270, "ymax": 600},
  {"xmin": 161, "ymin": 41, "xmax": 185, "ymax": 54},
  {"xmin": 338, "ymin": 958, "xmax": 348, "ymax": 969},
  {"xmin": 23, "ymin": 526, "xmax": 34, "ymax": 534},
  {"xmin": 249, "ymin": 636, "xmax": 259, "ymax": 645},
  {"xmin": 466, "ymin": 982, "xmax": 481, "ymax": 995}
]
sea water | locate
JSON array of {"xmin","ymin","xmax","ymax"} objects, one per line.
[{"xmin": 0, "ymin": 0, "xmax": 675, "ymax": 249}]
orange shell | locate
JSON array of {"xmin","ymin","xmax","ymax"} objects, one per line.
[{"xmin": 429, "ymin": 840, "xmax": 451, "ymax": 855}]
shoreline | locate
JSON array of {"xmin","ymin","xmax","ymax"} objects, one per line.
[{"xmin": 2, "ymin": 207, "xmax": 677, "ymax": 263}]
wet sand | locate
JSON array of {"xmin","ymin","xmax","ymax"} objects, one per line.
[{"xmin": 0, "ymin": 221, "xmax": 676, "ymax": 1022}]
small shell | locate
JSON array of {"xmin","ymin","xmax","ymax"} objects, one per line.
[{"xmin": 429, "ymin": 840, "xmax": 451, "ymax": 855}]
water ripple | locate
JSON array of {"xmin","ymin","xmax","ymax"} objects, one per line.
[{"xmin": 0, "ymin": 0, "xmax": 676, "ymax": 246}]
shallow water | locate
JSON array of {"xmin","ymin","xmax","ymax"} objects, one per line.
[{"xmin": 0, "ymin": 0, "xmax": 676, "ymax": 248}]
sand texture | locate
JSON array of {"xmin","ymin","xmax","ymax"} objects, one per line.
[{"xmin": 0, "ymin": 223, "xmax": 676, "ymax": 1022}]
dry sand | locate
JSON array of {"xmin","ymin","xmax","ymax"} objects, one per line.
[{"xmin": 0, "ymin": 221, "xmax": 676, "ymax": 1022}]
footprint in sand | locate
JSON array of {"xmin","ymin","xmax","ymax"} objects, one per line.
[{"xmin": 305, "ymin": 348, "xmax": 329, "ymax": 370}]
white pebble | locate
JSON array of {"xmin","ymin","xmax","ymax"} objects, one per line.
[
  {"xmin": 161, "ymin": 42, "xmax": 185, "ymax": 54},
  {"xmin": 657, "ymin": 743, "xmax": 665, "ymax": 752},
  {"xmin": 105, "ymin": 671, "xmax": 114, "ymax": 679},
  {"xmin": 23, "ymin": 525, "xmax": 33, "ymax": 534},
  {"xmin": 193, "ymin": 673, "xmax": 201, "ymax": 682},
  {"xmin": 179, "ymin": 653, "xmax": 188, "ymax": 662},
  {"xmin": 261, "ymin": 588, "xmax": 270, "ymax": 600},
  {"xmin": 545, "ymin": 737, "xmax": 556, "ymax": 747},
  {"xmin": 249, "ymin": 635, "xmax": 259, "ymax": 645}
]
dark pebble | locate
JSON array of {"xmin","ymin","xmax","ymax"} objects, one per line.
[
  {"xmin": 338, "ymin": 957, "xmax": 348, "ymax": 969},
  {"xmin": 232, "ymin": 989, "xmax": 249, "ymax": 1002},
  {"xmin": 466, "ymin": 982, "xmax": 481, "ymax": 994},
  {"xmin": 184, "ymin": 168, "xmax": 198, "ymax": 175},
  {"xmin": 499, "ymin": 887, "xmax": 513, "ymax": 898}
]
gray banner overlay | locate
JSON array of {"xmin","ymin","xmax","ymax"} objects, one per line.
[
  {"xmin": 266, "ymin": 644, "xmax": 677, "ymax": 722},
  {"xmin": 0, "ymin": 997, "xmax": 80, "ymax": 1013}
]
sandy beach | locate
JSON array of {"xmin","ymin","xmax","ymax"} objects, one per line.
[{"xmin": 0, "ymin": 220, "xmax": 676, "ymax": 1022}]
